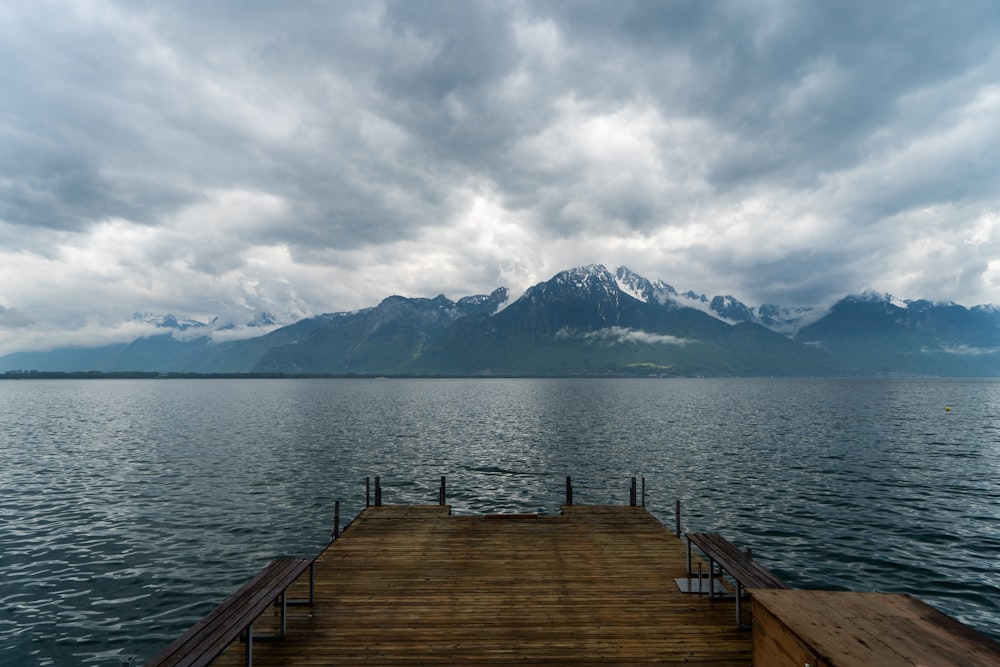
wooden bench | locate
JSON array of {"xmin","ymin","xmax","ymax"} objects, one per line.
[
  {"xmin": 686, "ymin": 532, "xmax": 789, "ymax": 628},
  {"xmin": 146, "ymin": 557, "xmax": 314, "ymax": 667}
]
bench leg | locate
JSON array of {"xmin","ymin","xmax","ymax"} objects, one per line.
[
  {"xmin": 278, "ymin": 591, "xmax": 288, "ymax": 639},
  {"xmin": 287, "ymin": 562, "xmax": 316, "ymax": 607},
  {"xmin": 735, "ymin": 583, "xmax": 742, "ymax": 628}
]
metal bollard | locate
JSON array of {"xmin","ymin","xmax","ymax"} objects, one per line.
[{"xmin": 332, "ymin": 500, "xmax": 340, "ymax": 540}]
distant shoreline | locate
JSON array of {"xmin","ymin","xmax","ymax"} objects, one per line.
[
  {"xmin": 0, "ymin": 370, "xmax": 653, "ymax": 380},
  {"xmin": 0, "ymin": 371, "xmax": 437, "ymax": 380},
  {"xmin": 3, "ymin": 370, "xmax": 995, "ymax": 380}
]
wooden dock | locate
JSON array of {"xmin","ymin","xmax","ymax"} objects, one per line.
[{"xmin": 211, "ymin": 504, "xmax": 751, "ymax": 665}]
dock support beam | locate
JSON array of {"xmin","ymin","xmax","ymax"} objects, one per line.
[
  {"xmin": 439, "ymin": 476, "xmax": 446, "ymax": 505},
  {"xmin": 675, "ymin": 498, "xmax": 681, "ymax": 536},
  {"xmin": 565, "ymin": 476, "xmax": 573, "ymax": 506},
  {"xmin": 375, "ymin": 476, "xmax": 382, "ymax": 506},
  {"xmin": 630, "ymin": 477, "xmax": 637, "ymax": 506}
]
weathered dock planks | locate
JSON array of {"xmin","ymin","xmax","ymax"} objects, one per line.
[{"xmin": 211, "ymin": 504, "xmax": 750, "ymax": 665}]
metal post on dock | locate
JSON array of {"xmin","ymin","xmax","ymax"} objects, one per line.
[
  {"xmin": 439, "ymin": 476, "xmax": 446, "ymax": 505},
  {"xmin": 565, "ymin": 476, "xmax": 573, "ymax": 506},
  {"xmin": 375, "ymin": 475, "xmax": 382, "ymax": 506},
  {"xmin": 630, "ymin": 477, "xmax": 637, "ymax": 506},
  {"xmin": 366, "ymin": 476, "xmax": 370, "ymax": 508},
  {"xmin": 332, "ymin": 500, "xmax": 340, "ymax": 540},
  {"xmin": 675, "ymin": 498, "xmax": 681, "ymax": 536},
  {"xmin": 245, "ymin": 624, "xmax": 253, "ymax": 663},
  {"xmin": 641, "ymin": 477, "xmax": 646, "ymax": 507}
]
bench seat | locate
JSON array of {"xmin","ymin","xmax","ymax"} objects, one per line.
[
  {"xmin": 146, "ymin": 557, "xmax": 312, "ymax": 667},
  {"xmin": 686, "ymin": 532, "xmax": 789, "ymax": 627}
]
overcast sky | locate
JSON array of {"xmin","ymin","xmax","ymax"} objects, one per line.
[{"xmin": 2, "ymin": 1, "xmax": 1000, "ymax": 354}]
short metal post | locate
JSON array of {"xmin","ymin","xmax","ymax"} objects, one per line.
[
  {"xmin": 332, "ymin": 500, "xmax": 340, "ymax": 540},
  {"xmin": 630, "ymin": 476, "xmax": 637, "ymax": 506},
  {"xmin": 675, "ymin": 498, "xmax": 681, "ymax": 536},
  {"xmin": 245, "ymin": 623, "xmax": 253, "ymax": 667},
  {"xmin": 375, "ymin": 476, "xmax": 382, "ymax": 506},
  {"xmin": 641, "ymin": 477, "xmax": 646, "ymax": 507},
  {"xmin": 366, "ymin": 476, "xmax": 370, "ymax": 508},
  {"xmin": 565, "ymin": 476, "xmax": 573, "ymax": 506},
  {"xmin": 740, "ymin": 546, "xmax": 751, "ymax": 626},
  {"xmin": 439, "ymin": 476, "xmax": 446, "ymax": 505}
]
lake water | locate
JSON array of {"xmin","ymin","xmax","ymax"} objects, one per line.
[{"xmin": 1, "ymin": 378, "xmax": 998, "ymax": 664}]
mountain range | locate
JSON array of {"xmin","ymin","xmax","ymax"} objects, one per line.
[{"xmin": 3, "ymin": 265, "xmax": 998, "ymax": 377}]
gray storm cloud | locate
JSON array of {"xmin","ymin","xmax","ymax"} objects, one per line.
[{"xmin": 0, "ymin": 0, "xmax": 998, "ymax": 355}]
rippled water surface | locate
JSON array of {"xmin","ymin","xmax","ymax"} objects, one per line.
[{"xmin": 2, "ymin": 378, "xmax": 998, "ymax": 663}]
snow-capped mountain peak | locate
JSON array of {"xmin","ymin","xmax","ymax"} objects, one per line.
[
  {"xmin": 247, "ymin": 312, "xmax": 277, "ymax": 327},
  {"xmin": 709, "ymin": 295, "xmax": 756, "ymax": 323},
  {"xmin": 614, "ymin": 266, "xmax": 678, "ymax": 305},
  {"xmin": 852, "ymin": 290, "xmax": 909, "ymax": 309},
  {"xmin": 131, "ymin": 313, "xmax": 207, "ymax": 331},
  {"xmin": 614, "ymin": 266, "xmax": 653, "ymax": 302},
  {"xmin": 554, "ymin": 264, "xmax": 615, "ymax": 286},
  {"xmin": 527, "ymin": 265, "xmax": 618, "ymax": 300}
]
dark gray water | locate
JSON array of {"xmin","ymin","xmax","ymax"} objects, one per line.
[{"xmin": 1, "ymin": 378, "xmax": 998, "ymax": 664}]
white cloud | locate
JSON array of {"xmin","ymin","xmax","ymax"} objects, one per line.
[
  {"xmin": 942, "ymin": 345, "xmax": 1000, "ymax": 356},
  {"xmin": 557, "ymin": 327, "xmax": 692, "ymax": 347}
]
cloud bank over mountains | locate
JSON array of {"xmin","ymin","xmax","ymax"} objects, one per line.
[{"xmin": 2, "ymin": 1, "xmax": 999, "ymax": 356}]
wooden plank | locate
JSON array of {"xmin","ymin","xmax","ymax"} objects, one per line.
[
  {"xmin": 751, "ymin": 589, "xmax": 1000, "ymax": 667},
  {"xmin": 752, "ymin": 602, "xmax": 819, "ymax": 667}
]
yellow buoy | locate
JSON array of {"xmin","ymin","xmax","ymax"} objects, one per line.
[{"xmin": 945, "ymin": 406, "xmax": 951, "ymax": 412}]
